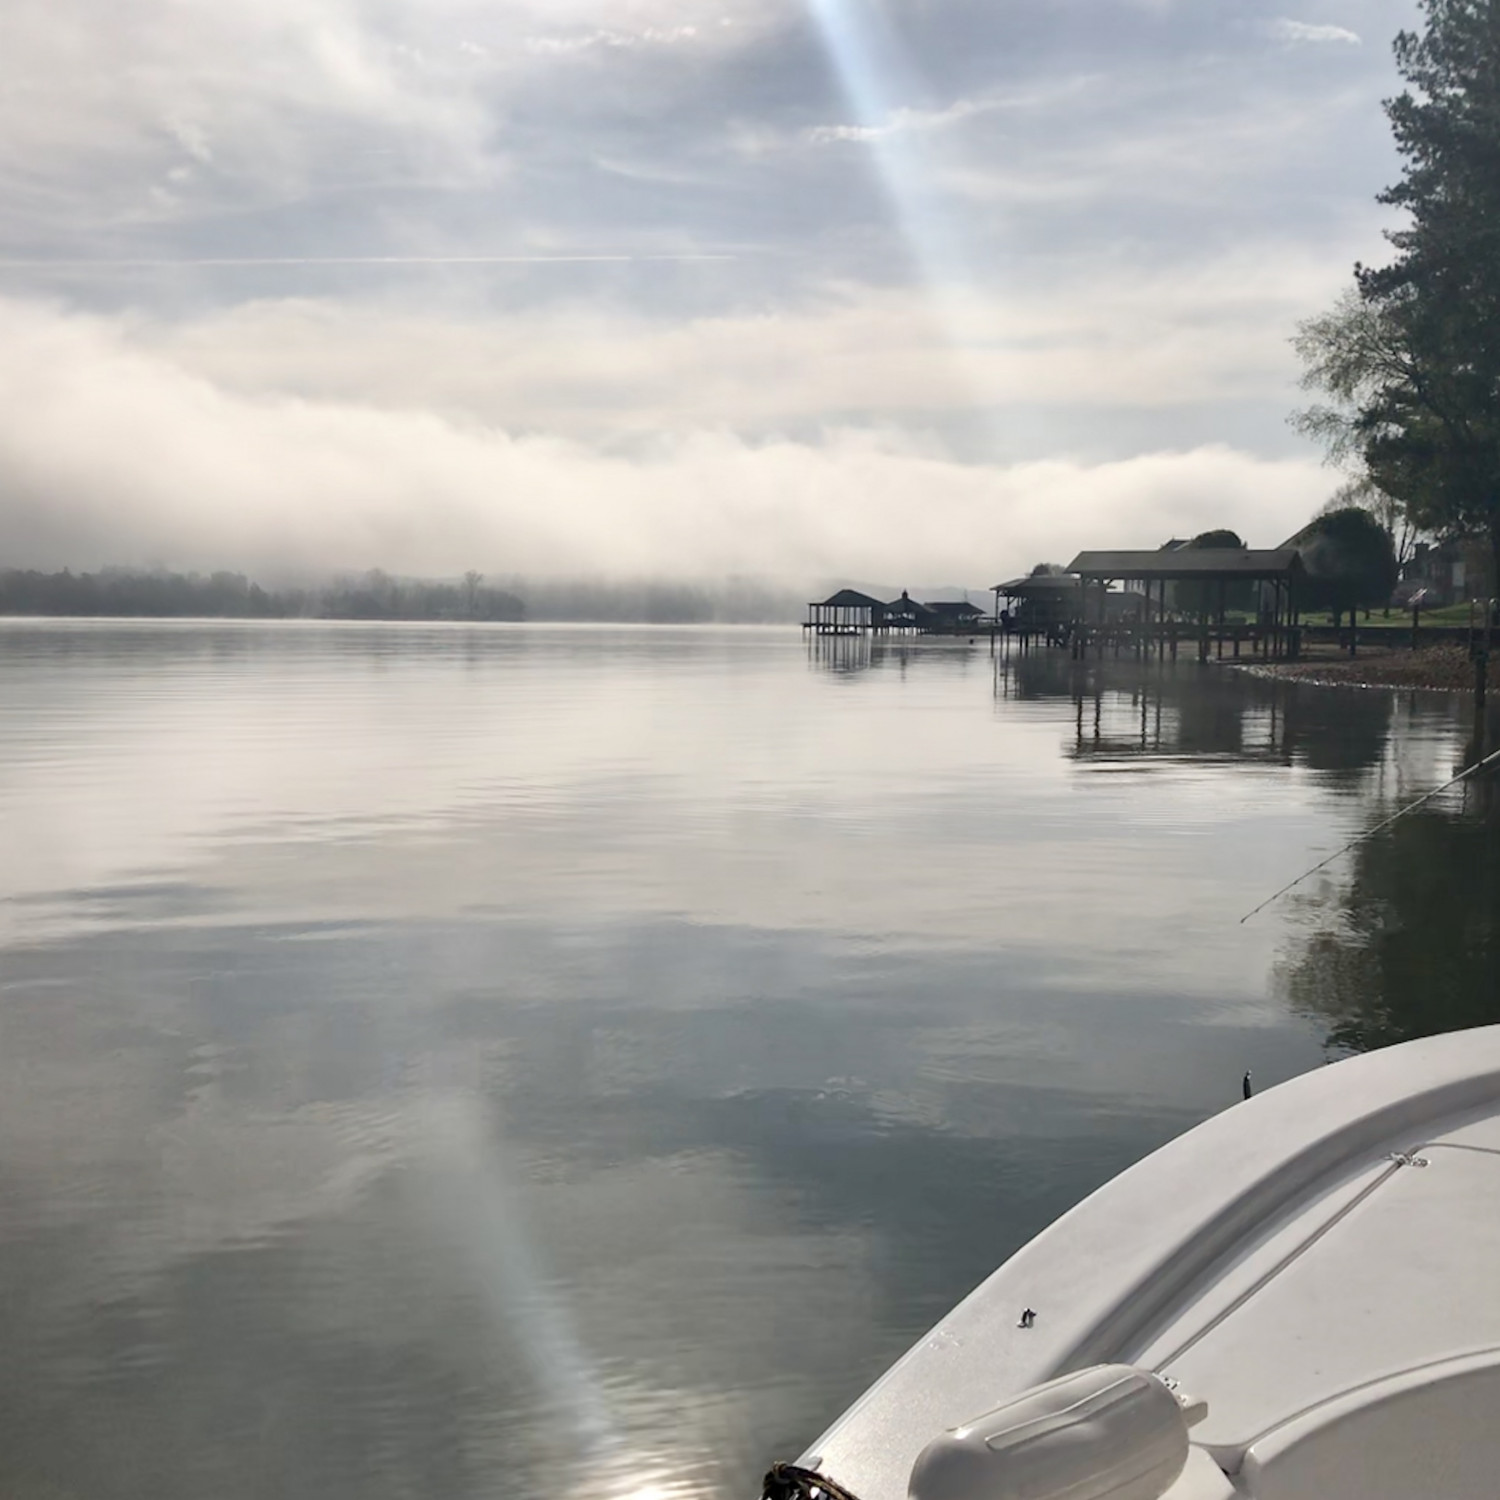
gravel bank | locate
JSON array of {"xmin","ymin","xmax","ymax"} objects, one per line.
[{"xmin": 1236, "ymin": 642, "xmax": 1485, "ymax": 692}]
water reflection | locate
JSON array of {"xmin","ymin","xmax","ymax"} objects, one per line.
[
  {"xmin": 806, "ymin": 631, "xmax": 874, "ymax": 674},
  {"xmin": 805, "ymin": 632, "xmax": 986, "ymax": 677},
  {"xmin": 990, "ymin": 649, "xmax": 1431, "ymax": 778},
  {"xmin": 1277, "ymin": 792, "xmax": 1500, "ymax": 1052},
  {"xmin": 1064, "ymin": 672, "xmax": 1292, "ymax": 767},
  {"xmin": 1, "ymin": 622, "xmax": 1494, "ymax": 1500},
  {"xmin": 987, "ymin": 648, "xmax": 1500, "ymax": 1060}
]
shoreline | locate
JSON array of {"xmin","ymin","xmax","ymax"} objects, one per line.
[{"xmin": 1232, "ymin": 641, "xmax": 1481, "ymax": 693}]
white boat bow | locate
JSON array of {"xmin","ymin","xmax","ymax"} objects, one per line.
[{"xmin": 774, "ymin": 1025, "xmax": 1500, "ymax": 1500}]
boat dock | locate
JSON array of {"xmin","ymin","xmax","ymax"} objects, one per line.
[{"xmin": 806, "ymin": 549, "xmax": 1309, "ymax": 661}]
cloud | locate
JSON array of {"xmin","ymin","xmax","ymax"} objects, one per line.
[
  {"xmin": 0, "ymin": 0, "xmax": 781, "ymax": 244},
  {"xmin": 0, "ymin": 2, "xmax": 497, "ymax": 239},
  {"xmin": 806, "ymin": 96, "xmax": 998, "ymax": 146},
  {"xmin": 523, "ymin": 25, "xmax": 701, "ymax": 56},
  {"xmin": 0, "ymin": 297, "xmax": 1333, "ymax": 583},
  {"xmin": 1, "ymin": 0, "xmax": 1400, "ymax": 295},
  {"xmin": 0, "ymin": 0, "xmax": 1408, "ymax": 587},
  {"xmin": 1269, "ymin": 19, "xmax": 1362, "ymax": 45},
  {"xmin": 121, "ymin": 239, "xmax": 1346, "ymax": 435}
]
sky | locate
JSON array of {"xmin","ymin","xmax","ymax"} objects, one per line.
[{"xmin": 0, "ymin": 0, "xmax": 1423, "ymax": 587}]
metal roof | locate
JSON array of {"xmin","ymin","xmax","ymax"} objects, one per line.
[
  {"xmin": 993, "ymin": 575, "xmax": 1082, "ymax": 594},
  {"xmin": 814, "ymin": 588, "xmax": 887, "ymax": 609},
  {"xmin": 884, "ymin": 595, "xmax": 937, "ymax": 616},
  {"xmin": 1067, "ymin": 549, "xmax": 1303, "ymax": 579}
]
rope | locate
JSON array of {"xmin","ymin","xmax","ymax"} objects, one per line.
[
  {"xmin": 760, "ymin": 1462, "xmax": 866, "ymax": 1500},
  {"xmin": 1240, "ymin": 740, "xmax": 1500, "ymax": 923}
]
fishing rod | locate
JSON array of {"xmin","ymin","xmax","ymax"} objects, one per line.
[{"xmin": 1240, "ymin": 741, "xmax": 1500, "ymax": 924}]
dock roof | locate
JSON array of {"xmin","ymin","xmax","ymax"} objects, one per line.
[
  {"xmin": 814, "ymin": 588, "xmax": 887, "ymax": 609},
  {"xmin": 884, "ymin": 594, "xmax": 936, "ymax": 616},
  {"xmin": 1067, "ymin": 548, "xmax": 1303, "ymax": 580},
  {"xmin": 993, "ymin": 575, "xmax": 1082, "ymax": 594}
]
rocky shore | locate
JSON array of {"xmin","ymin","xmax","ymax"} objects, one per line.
[{"xmin": 1237, "ymin": 642, "xmax": 1484, "ymax": 692}]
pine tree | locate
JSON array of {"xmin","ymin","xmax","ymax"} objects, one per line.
[{"xmin": 1298, "ymin": 1, "xmax": 1500, "ymax": 587}]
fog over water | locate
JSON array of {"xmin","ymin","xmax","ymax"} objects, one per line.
[{"xmin": 1, "ymin": 621, "xmax": 1494, "ymax": 1500}]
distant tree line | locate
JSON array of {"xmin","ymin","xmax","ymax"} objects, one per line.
[
  {"xmin": 0, "ymin": 568, "xmax": 813, "ymax": 624},
  {"xmin": 305, "ymin": 570, "xmax": 525, "ymax": 621},
  {"xmin": 0, "ymin": 567, "xmax": 525, "ymax": 622}
]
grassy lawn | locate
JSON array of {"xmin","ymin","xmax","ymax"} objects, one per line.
[
  {"xmin": 1296, "ymin": 604, "xmax": 1486, "ymax": 628},
  {"xmin": 1213, "ymin": 607, "xmax": 1475, "ymax": 628}
]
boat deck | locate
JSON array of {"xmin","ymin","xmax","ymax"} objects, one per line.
[{"xmin": 801, "ymin": 1027, "xmax": 1500, "ymax": 1500}]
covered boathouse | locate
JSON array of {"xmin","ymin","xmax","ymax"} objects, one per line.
[
  {"xmin": 992, "ymin": 574, "xmax": 1145, "ymax": 643},
  {"xmin": 1065, "ymin": 548, "xmax": 1306, "ymax": 659},
  {"xmin": 804, "ymin": 589, "xmax": 888, "ymax": 636},
  {"xmin": 805, "ymin": 590, "xmax": 988, "ymax": 637}
]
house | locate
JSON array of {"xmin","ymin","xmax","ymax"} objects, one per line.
[
  {"xmin": 922, "ymin": 600, "xmax": 985, "ymax": 628},
  {"xmin": 1399, "ymin": 538, "xmax": 1493, "ymax": 606},
  {"xmin": 883, "ymin": 592, "xmax": 986, "ymax": 634},
  {"xmin": 882, "ymin": 590, "xmax": 938, "ymax": 630}
]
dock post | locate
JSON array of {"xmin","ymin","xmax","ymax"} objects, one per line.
[{"xmin": 1475, "ymin": 646, "xmax": 1488, "ymax": 754}]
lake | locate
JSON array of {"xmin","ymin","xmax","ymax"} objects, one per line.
[{"xmin": 1, "ymin": 620, "xmax": 1495, "ymax": 1500}]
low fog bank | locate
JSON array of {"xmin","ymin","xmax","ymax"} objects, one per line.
[
  {"xmin": 504, "ymin": 576, "xmax": 805, "ymax": 624},
  {"xmin": 0, "ymin": 298, "xmax": 1336, "ymax": 592},
  {"xmin": 0, "ymin": 566, "xmax": 813, "ymax": 625}
]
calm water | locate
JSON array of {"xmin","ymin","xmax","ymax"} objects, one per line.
[{"xmin": 1, "ymin": 621, "xmax": 1496, "ymax": 1500}]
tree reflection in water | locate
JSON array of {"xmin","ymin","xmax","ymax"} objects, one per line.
[{"xmin": 1277, "ymin": 790, "xmax": 1500, "ymax": 1053}]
